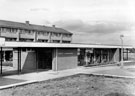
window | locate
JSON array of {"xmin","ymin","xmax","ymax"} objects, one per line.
[
  {"xmin": 20, "ymin": 29, "xmax": 26, "ymax": 34},
  {"xmin": 52, "ymin": 40, "xmax": 60, "ymax": 43},
  {"xmin": 30, "ymin": 30, "xmax": 34, "ymax": 34},
  {"xmin": 38, "ymin": 39, "xmax": 48, "ymax": 42},
  {"xmin": 19, "ymin": 38, "xmax": 33, "ymax": 42},
  {"xmin": 51, "ymin": 33, "xmax": 55, "ymax": 37},
  {"xmin": 38, "ymin": 31, "xmax": 43, "ymax": 35},
  {"xmin": 43, "ymin": 32, "xmax": 49, "ymax": 36},
  {"xmin": 19, "ymin": 29, "xmax": 22, "ymax": 33},
  {"xmin": 2, "ymin": 28, "xmax": 6, "ymax": 32},
  {"xmin": 12, "ymin": 28, "xmax": 18, "ymax": 33},
  {"xmin": 24, "ymin": 30, "xmax": 29, "ymax": 34},
  {"xmin": 6, "ymin": 28, "xmax": 11, "ymax": 32},
  {"xmin": 62, "ymin": 41, "xmax": 71, "ymax": 43},
  {"xmin": 52, "ymin": 33, "xmax": 60, "ymax": 37},
  {"xmin": 57, "ymin": 33, "xmax": 61, "ymax": 37},
  {"xmin": 5, "ymin": 38, "xmax": 16, "ymax": 41},
  {"xmin": 63, "ymin": 34, "xmax": 71, "ymax": 38},
  {"xmin": 10, "ymin": 28, "xmax": 14, "ymax": 33}
]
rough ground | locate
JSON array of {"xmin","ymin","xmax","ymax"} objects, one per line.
[{"xmin": 0, "ymin": 74, "xmax": 135, "ymax": 96}]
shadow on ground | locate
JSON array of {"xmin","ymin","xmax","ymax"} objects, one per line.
[{"xmin": 105, "ymin": 92, "xmax": 134, "ymax": 96}]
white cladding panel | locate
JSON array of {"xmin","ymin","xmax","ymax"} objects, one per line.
[{"xmin": 4, "ymin": 41, "xmax": 132, "ymax": 49}]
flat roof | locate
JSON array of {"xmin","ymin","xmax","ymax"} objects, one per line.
[{"xmin": 3, "ymin": 41, "xmax": 133, "ymax": 49}]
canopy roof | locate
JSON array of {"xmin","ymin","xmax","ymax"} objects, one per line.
[{"xmin": 3, "ymin": 41, "xmax": 132, "ymax": 49}]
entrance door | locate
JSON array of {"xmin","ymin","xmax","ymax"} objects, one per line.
[{"xmin": 38, "ymin": 48, "xmax": 52, "ymax": 69}]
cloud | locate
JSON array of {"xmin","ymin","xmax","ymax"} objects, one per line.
[
  {"xmin": 30, "ymin": 8, "xmax": 49, "ymax": 12},
  {"xmin": 54, "ymin": 19, "xmax": 135, "ymax": 46},
  {"xmin": 54, "ymin": 19, "xmax": 131, "ymax": 34}
]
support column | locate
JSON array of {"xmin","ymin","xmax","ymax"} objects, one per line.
[
  {"xmin": 19, "ymin": 48, "xmax": 21, "ymax": 72},
  {"xmin": 18, "ymin": 47, "xmax": 21, "ymax": 74},
  {"xmin": 93, "ymin": 49, "xmax": 95, "ymax": 64},
  {"xmin": 107, "ymin": 49, "xmax": 110, "ymax": 62},
  {"xmin": 56, "ymin": 48, "xmax": 58, "ymax": 71},
  {"xmin": 85, "ymin": 49, "xmax": 88, "ymax": 66},
  {"xmin": 36, "ymin": 48, "xmax": 38, "ymax": 72},
  {"xmin": 100, "ymin": 49, "xmax": 102, "ymax": 63},
  {"xmin": 0, "ymin": 27, "xmax": 1, "ymax": 36},
  {"xmin": 48, "ymin": 32, "xmax": 51, "ymax": 43},
  {"xmin": 70, "ymin": 35, "xmax": 72, "ymax": 43},
  {"xmin": 34, "ymin": 31, "xmax": 37, "ymax": 42},
  {"xmin": 127, "ymin": 49, "xmax": 128, "ymax": 60},
  {"xmin": 18, "ymin": 48, "xmax": 19, "ymax": 74},
  {"xmin": 1, "ymin": 47, "xmax": 2, "ymax": 75},
  {"xmin": 60, "ymin": 34, "xmax": 63, "ymax": 43},
  {"xmin": 17, "ymin": 29, "xmax": 20, "ymax": 41},
  {"xmin": 3, "ymin": 51, "xmax": 6, "ymax": 62}
]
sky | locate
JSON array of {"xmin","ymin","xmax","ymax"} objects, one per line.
[{"xmin": 0, "ymin": 0, "xmax": 135, "ymax": 46}]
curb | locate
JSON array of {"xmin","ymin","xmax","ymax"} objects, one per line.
[{"xmin": 0, "ymin": 80, "xmax": 38, "ymax": 90}]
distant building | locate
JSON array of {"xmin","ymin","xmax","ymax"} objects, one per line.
[{"xmin": 0, "ymin": 20, "xmax": 72, "ymax": 43}]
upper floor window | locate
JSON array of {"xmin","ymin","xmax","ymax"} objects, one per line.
[
  {"xmin": 52, "ymin": 33, "xmax": 61, "ymax": 37},
  {"xmin": 1, "ymin": 27, "xmax": 7, "ymax": 32},
  {"xmin": 11, "ymin": 28, "xmax": 18, "ymax": 33},
  {"xmin": 6, "ymin": 28, "xmax": 11, "ymax": 32},
  {"xmin": 38, "ymin": 31, "xmax": 43, "ymax": 35},
  {"xmin": 25, "ymin": 30, "xmax": 30, "ymax": 34},
  {"xmin": 63, "ymin": 34, "xmax": 71, "ymax": 38},
  {"xmin": 19, "ymin": 29, "xmax": 23, "ymax": 33},
  {"xmin": 43, "ymin": 32, "xmax": 49, "ymax": 36},
  {"xmin": 23, "ymin": 30, "xmax": 33, "ymax": 34}
]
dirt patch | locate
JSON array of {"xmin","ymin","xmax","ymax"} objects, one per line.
[{"xmin": 0, "ymin": 74, "xmax": 135, "ymax": 96}]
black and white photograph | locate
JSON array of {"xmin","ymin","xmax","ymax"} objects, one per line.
[{"xmin": 0, "ymin": 0, "xmax": 135, "ymax": 96}]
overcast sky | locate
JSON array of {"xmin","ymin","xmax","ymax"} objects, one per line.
[{"xmin": 0, "ymin": 0, "xmax": 135, "ymax": 46}]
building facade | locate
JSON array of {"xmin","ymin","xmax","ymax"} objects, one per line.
[
  {"xmin": 0, "ymin": 20, "xmax": 132, "ymax": 76},
  {"xmin": 0, "ymin": 20, "xmax": 72, "ymax": 43},
  {"xmin": 0, "ymin": 20, "xmax": 72, "ymax": 62}
]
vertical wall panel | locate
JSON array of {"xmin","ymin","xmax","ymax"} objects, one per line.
[{"xmin": 57, "ymin": 48, "xmax": 77, "ymax": 71}]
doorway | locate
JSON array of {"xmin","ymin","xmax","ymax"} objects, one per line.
[{"xmin": 37, "ymin": 48, "xmax": 52, "ymax": 70}]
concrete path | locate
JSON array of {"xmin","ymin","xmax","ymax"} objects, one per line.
[
  {"xmin": 0, "ymin": 65, "xmax": 135, "ymax": 89},
  {"xmin": 3, "ymin": 66, "xmax": 120, "ymax": 81},
  {"xmin": 0, "ymin": 78, "xmax": 26, "ymax": 86}
]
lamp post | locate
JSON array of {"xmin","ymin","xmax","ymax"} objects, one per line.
[{"xmin": 120, "ymin": 35, "xmax": 124, "ymax": 68}]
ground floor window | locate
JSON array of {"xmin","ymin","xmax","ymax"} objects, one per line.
[
  {"xmin": 5, "ymin": 38, "xmax": 16, "ymax": 41},
  {"xmin": 52, "ymin": 40, "xmax": 60, "ymax": 43},
  {"xmin": 19, "ymin": 38, "xmax": 34, "ymax": 42},
  {"xmin": 62, "ymin": 41, "xmax": 71, "ymax": 43},
  {"xmin": 37, "ymin": 39, "xmax": 48, "ymax": 42},
  {"xmin": 78, "ymin": 48, "xmax": 118, "ymax": 66}
]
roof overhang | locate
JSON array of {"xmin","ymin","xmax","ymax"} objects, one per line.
[{"xmin": 2, "ymin": 41, "xmax": 133, "ymax": 49}]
